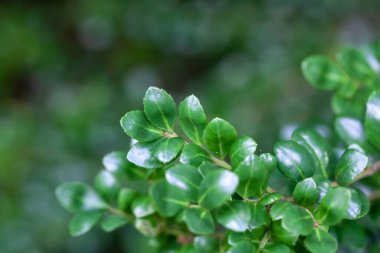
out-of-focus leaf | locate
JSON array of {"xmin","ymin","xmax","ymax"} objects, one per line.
[
  {"xmin": 304, "ymin": 228, "xmax": 337, "ymax": 253},
  {"xmin": 127, "ymin": 140, "xmax": 163, "ymax": 169},
  {"xmin": 271, "ymin": 220, "xmax": 298, "ymax": 246},
  {"xmin": 69, "ymin": 211, "xmax": 103, "ymax": 237},
  {"xmin": 337, "ymin": 47, "xmax": 374, "ymax": 82},
  {"xmin": 117, "ymin": 188, "xmax": 137, "ymax": 211},
  {"xmin": 131, "ymin": 196, "xmax": 155, "ymax": 218},
  {"xmin": 217, "ymin": 201, "xmax": 251, "ymax": 232},
  {"xmin": 183, "ymin": 207, "xmax": 215, "ymax": 235},
  {"xmin": 94, "ymin": 170, "xmax": 121, "ymax": 202},
  {"xmin": 227, "ymin": 241, "xmax": 258, "ymax": 253},
  {"xmin": 100, "ymin": 215, "xmax": 129, "ymax": 232},
  {"xmin": 180, "ymin": 143, "xmax": 211, "ymax": 167},
  {"xmin": 194, "ymin": 236, "xmax": 219, "ymax": 253},
  {"xmin": 365, "ymin": 90, "xmax": 380, "ymax": 150},
  {"xmin": 154, "ymin": 137, "xmax": 184, "ymax": 164}
]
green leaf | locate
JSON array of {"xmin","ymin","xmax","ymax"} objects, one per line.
[
  {"xmin": 127, "ymin": 140, "xmax": 163, "ymax": 169},
  {"xmin": 198, "ymin": 170, "xmax": 239, "ymax": 209},
  {"xmin": 117, "ymin": 188, "xmax": 137, "ymax": 211},
  {"xmin": 180, "ymin": 143, "xmax": 212, "ymax": 167},
  {"xmin": 194, "ymin": 236, "xmax": 219, "ymax": 253},
  {"xmin": 271, "ymin": 220, "xmax": 298, "ymax": 246},
  {"xmin": 335, "ymin": 149, "xmax": 368, "ymax": 185},
  {"xmin": 259, "ymin": 153, "xmax": 277, "ymax": 173},
  {"xmin": 270, "ymin": 202, "xmax": 292, "ymax": 221},
  {"xmin": 183, "ymin": 206, "xmax": 215, "ymax": 235},
  {"xmin": 334, "ymin": 117, "xmax": 367, "ymax": 146},
  {"xmin": 273, "ymin": 140, "xmax": 315, "ymax": 182},
  {"xmin": 235, "ymin": 155, "xmax": 269, "ymax": 198},
  {"xmin": 332, "ymin": 89, "xmax": 372, "ymax": 118},
  {"xmin": 293, "ymin": 178, "xmax": 319, "ymax": 207},
  {"xmin": 203, "ymin": 117, "xmax": 238, "ymax": 159},
  {"xmin": 217, "ymin": 201, "xmax": 251, "ymax": 232},
  {"xmin": 345, "ymin": 188, "xmax": 369, "ymax": 220},
  {"xmin": 179, "ymin": 95, "xmax": 207, "ymax": 145},
  {"xmin": 262, "ymin": 244, "xmax": 292, "ymax": 253},
  {"xmin": 291, "ymin": 127, "xmax": 330, "ymax": 178},
  {"xmin": 94, "ymin": 170, "xmax": 121, "ymax": 202},
  {"xmin": 143, "ymin": 87, "xmax": 176, "ymax": 131},
  {"xmin": 249, "ymin": 203, "xmax": 269, "ymax": 229},
  {"xmin": 260, "ymin": 193, "xmax": 284, "ymax": 206},
  {"xmin": 365, "ymin": 90, "xmax": 380, "ymax": 150},
  {"xmin": 69, "ymin": 211, "xmax": 103, "ymax": 237},
  {"xmin": 131, "ymin": 196, "xmax": 155, "ymax": 218},
  {"xmin": 230, "ymin": 136, "xmax": 257, "ymax": 169},
  {"xmin": 356, "ymin": 188, "xmax": 370, "ymax": 218},
  {"xmin": 304, "ymin": 228, "xmax": 337, "ymax": 253},
  {"xmin": 314, "ymin": 187, "xmax": 351, "ymax": 225},
  {"xmin": 134, "ymin": 217, "xmax": 159, "ymax": 237},
  {"xmin": 198, "ymin": 161, "xmax": 222, "ymax": 177},
  {"xmin": 227, "ymin": 230, "xmax": 264, "ymax": 246},
  {"xmin": 301, "ymin": 55, "xmax": 348, "ymax": 90},
  {"xmin": 337, "ymin": 47, "xmax": 374, "ymax": 82},
  {"xmin": 120, "ymin": 110, "xmax": 163, "ymax": 142},
  {"xmin": 337, "ymin": 221, "xmax": 367, "ymax": 252},
  {"xmin": 150, "ymin": 179, "xmax": 188, "ymax": 217},
  {"xmin": 154, "ymin": 137, "xmax": 184, "ymax": 164},
  {"xmin": 227, "ymin": 241, "xmax": 258, "ymax": 253},
  {"xmin": 56, "ymin": 182, "xmax": 107, "ymax": 214},
  {"xmin": 165, "ymin": 164, "xmax": 202, "ymax": 202},
  {"xmin": 100, "ymin": 215, "xmax": 129, "ymax": 232},
  {"xmin": 281, "ymin": 205, "xmax": 314, "ymax": 236},
  {"xmin": 103, "ymin": 151, "xmax": 148, "ymax": 180}
]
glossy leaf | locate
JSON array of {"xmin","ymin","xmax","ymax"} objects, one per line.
[
  {"xmin": 365, "ymin": 90, "xmax": 380, "ymax": 149},
  {"xmin": 143, "ymin": 87, "xmax": 176, "ymax": 131},
  {"xmin": 273, "ymin": 140, "xmax": 315, "ymax": 182},
  {"xmin": 120, "ymin": 110, "xmax": 162, "ymax": 142},
  {"xmin": 262, "ymin": 244, "xmax": 292, "ymax": 253},
  {"xmin": 304, "ymin": 228, "xmax": 337, "ymax": 253},
  {"xmin": 227, "ymin": 241, "xmax": 258, "ymax": 253},
  {"xmin": 335, "ymin": 149, "xmax": 368, "ymax": 185},
  {"xmin": 165, "ymin": 164, "xmax": 202, "ymax": 202},
  {"xmin": 179, "ymin": 95, "xmax": 207, "ymax": 145},
  {"xmin": 150, "ymin": 179, "xmax": 188, "ymax": 217},
  {"xmin": 334, "ymin": 117, "xmax": 369, "ymax": 149},
  {"xmin": 203, "ymin": 117, "xmax": 238, "ymax": 159},
  {"xmin": 127, "ymin": 140, "xmax": 163, "ymax": 169},
  {"xmin": 270, "ymin": 202, "xmax": 292, "ymax": 221},
  {"xmin": 180, "ymin": 143, "xmax": 211, "ymax": 167},
  {"xmin": 131, "ymin": 196, "xmax": 155, "ymax": 218},
  {"xmin": 198, "ymin": 170, "xmax": 239, "ymax": 209},
  {"xmin": 345, "ymin": 188, "xmax": 369, "ymax": 220},
  {"xmin": 154, "ymin": 137, "xmax": 184, "ymax": 164},
  {"xmin": 314, "ymin": 187, "xmax": 351, "ymax": 225},
  {"xmin": 281, "ymin": 205, "xmax": 314, "ymax": 236},
  {"xmin": 56, "ymin": 182, "xmax": 107, "ymax": 214},
  {"xmin": 291, "ymin": 127, "xmax": 330, "ymax": 177},
  {"xmin": 94, "ymin": 170, "xmax": 121, "ymax": 202},
  {"xmin": 249, "ymin": 202, "xmax": 269, "ymax": 229},
  {"xmin": 230, "ymin": 136, "xmax": 257, "ymax": 169},
  {"xmin": 234, "ymin": 155, "xmax": 269, "ymax": 198},
  {"xmin": 260, "ymin": 193, "xmax": 284, "ymax": 206},
  {"xmin": 259, "ymin": 153, "xmax": 277, "ymax": 173},
  {"xmin": 337, "ymin": 47, "xmax": 374, "ymax": 82},
  {"xmin": 293, "ymin": 178, "xmax": 319, "ymax": 207},
  {"xmin": 100, "ymin": 215, "xmax": 129, "ymax": 232},
  {"xmin": 69, "ymin": 211, "xmax": 103, "ymax": 237},
  {"xmin": 228, "ymin": 230, "xmax": 264, "ymax": 246},
  {"xmin": 198, "ymin": 161, "xmax": 222, "ymax": 177},
  {"xmin": 194, "ymin": 236, "xmax": 219, "ymax": 253},
  {"xmin": 183, "ymin": 206, "xmax": 215, "ymax": 235},
  {"xmin": 217, "ymin": 201, "xmax": 251, "ymax": 232},
  {"xmin": 271, "ymin": 220, "xmax": 298, "ymax": 246},
  {"xmin": 302, "ymin": 55, "xmax": 347, "ymax": 90},
  {"xmin": 117, "ymin": 188, "xmax": 137, "ymax": 211}
]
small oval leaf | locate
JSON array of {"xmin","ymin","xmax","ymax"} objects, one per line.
[
  {"xmin": 335, "ymin": 149, "xmax": 368, "ymax": 186},
  {"xmin": 183, "ymin": 206, "xmax": 215, "ymax": 235},
  {"xmin": 217, "ymin": 201, "xmax": 251, "ymax": 232},
  {"xmin": 365, "ymin": 90, "xmax": 380, "ymax": 150},
  {"xmin": 230, "ymin": 136, "xmax": 257, "ymax": 169}
]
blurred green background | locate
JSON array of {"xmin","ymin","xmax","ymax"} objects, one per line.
[{"xmin": 1, "ymin": 0, "xmax": 380, "ymax": 252}]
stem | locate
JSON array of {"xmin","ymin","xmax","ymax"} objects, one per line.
[
  {"xmin": 257, "ymin": 230, "xmax": 271, "ymax": 253},
  {"xmin": 108, "ymin": 207, "xmax": 135, "ymax": 221},
  {"xmin": 369, "ymin": 190, "xmax": 380, "ymax": 201},
  {"xmin": 212, "ymin": 156, "xmax": 232, "ymax": 170}
]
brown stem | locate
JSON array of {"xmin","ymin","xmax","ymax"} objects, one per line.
[{"xmin": 353, "ymin": 161, "xmax": 380, "ymax": 182}]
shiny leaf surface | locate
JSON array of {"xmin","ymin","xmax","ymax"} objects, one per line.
[
  {"xmin": 335, "ymin": 149, "xmax": 368, "ymax": 185},
  {"xmin": 154, "ymin": 137, "xmax": 184, "ymax": 164},
  {"xmin": 180, "ymin": 143, "xmax": 211, "ymax": 167},
  {"xmin": 230, "ymin": 136, "xmax": 257, "ymax": 169},
  {"xmin": 293, "ymin": 178, "xmax": 319, "ymax": 207},
  {"xmin": 217, "ymin": 201, "xmax": 251, "ymax": 232},
  {"xmin": 183, "ymin": 206, "xmax": 215, "ymax": 235},
  {"xmin": 365, "ymin": 90, "xmax": 380, "ymax": 149}
]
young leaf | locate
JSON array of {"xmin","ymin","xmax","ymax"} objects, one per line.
[
  {"xmin": 180, "ymin": 143, "xmax": 212, "ymax": 167},
  {"xmin": 69, "ymin": 211, "xmax": 104, "ymax": 237},
  {"xmin": 291, "ymin": 127, "xmax": 330, "ymax": 178},
  {"xmin": 293, "ymin": 178, "xmax": 319, "ymax": 207},
  {"xmin": 198, "ymin": 170, "xmax": 239, "ymax": 209},
  {"xmin": 337, "ymin": 47, "xmax": 374, "ymax": 82},
  {"xmin": 301, "ymin": 55, "xmax": 347, "ymax": 90},
  {"xmin": 56, "ymin": 182, "xmax": 107, "ymax": 214},
  {"xmin": 94, "ymin": 170, "xmax": 121, "ymax": 202},
  {"xmin": 179, "ymin": 95, "xmax": 207, "ymax": 145},
  {"xmin": 365, "ymin": 90, "xmax": 380, "ymax": 150},
  {"xmin": 131, "ymin": 196, "xmax": 155, "ymax": 218},
  {"xmin": 194, "ymin": 236, "xmax": 219, "ymax": 253},
  {"xmin": 127, "ymin": 140, "xmax": 163, "ymax": 169},
  {"xmin": 183, "ymin": 206, "xmax": 215, "ymax": 235},
  {"xmin": 273, "ymin": 140, "xmax": 315, "ymax": 182},
  {"xmin": 100, "ymin": 215, "xmax": 129, "ymax": 232},
  {"xmin": 271, "ymin": 220, "xmax": 298, "ymax": 246},
  {"xmin": 249, "ymin": 203, "xmax": 269, "ymax": 229},
  {"xmin": 143, "ymin": 87, "xmax": 176, "ymax": 131},
  {"xmin": 217, "ymin": 201, "xmax": 251, "ymax": 232},
  {"xmin": 150, "ymin": 179, "xmax": 188, "ymax": 217},
  {"xmin": 117, "ymin": 188, "xmax": 137, "ymax": 211},
  {"xmin": 230, "ymin": 136, "xmax": 257, "ymax": 169},
  {"xmin": 234, "ymin": 155, "xmax": 269, "ymax": 198},
  {"xmin": 314, "ymin": 187, "xmax": 351, "ymax": 225},
  {"xmin": 335, "ymin": 149, "xmax": 368, "ymax": 186},
  {"xmin": 165, "ymin": 164, "xmax": 202, "ymax": 202},
  {"xmin": 281, "ymin": 205, "xmax": 314, "ymax": 236},
  {"xmin": 120, "ymin": 110, "xmax": 163, "ymax": 142},
  {"xmin": 304, "ymin": 228, "xmax": 337, "ymax": 253},
  {"xmin": 154, "ymin": 137, "xmax": 184, "ymax": 164},
  {"xmin": 203, "ymin": 117, "xmax": 238, "ymax": 159}
]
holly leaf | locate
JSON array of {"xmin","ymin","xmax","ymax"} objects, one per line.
[
  {"xmin": 69, "ymin": 211, "xmax": 104, "ymax": 237},
  {"xmin": 100, "ymin": 215, "xmax": 129, "ymax": 232},
  {"xmin": 131, "ymin": 196, "xmax": 155, "ymax": 218},
  {"xmin": 120, "ymin": 110, "xmax": 163, "ymax": 142},
  {"xmin": 179, "ymin": 95, "xmax": 207, "ymax": 145},
  {"xmin": 127, "ymin": 140, "xmax": 163, "ymax": 169},
  {"xmin": 183, "ymin": 206, "xmax": 215, "ymax": 235},
  {"xmin": 335, "ymin": 149, "xmax": 368, "ymax": 185},
  {"xmin": 180, "ymin": 143, "xmax": 211, "ymax": 167},
  {"xmin": 230, "ymin": 136, "xmax": 257, "ymax": 169},
  {"xmin": 143, "ymin": 87, "xmax": 176, "ymax": 131},
  {"xmin": 293, "ymin": 178, "xmax": 319, "ymax": 207},
  {"xmin": 203, "ymin": 118, "xmax": 237, "ymax": 159},
  {"xmin": 365, "ymin": 90, "xmax": 380, "ymax": 150},
  {"xmin": 217, "ymin": 201, "xmax": 251, "ymax": 232},
  {"xmin": 273, "ymin": 140, "xmax": 315, "ymax": 182},
  {"xmin": 304, "ymin": 228, "xmax": 337, "ymax": 253},
  {"xmin": 198, "ymin": 170, "xmax": 239, "ymax": 209},
  {"xmin": 154, "ymin": 137, "xmax": 184, "ymax": 164}
]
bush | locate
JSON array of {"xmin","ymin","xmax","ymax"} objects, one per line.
[{"xmin": 56, "ymin": 41, "xmax": 380, "ymax": 253}]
